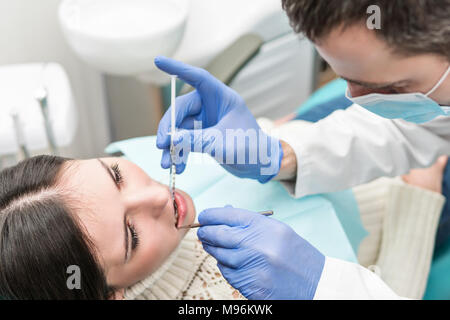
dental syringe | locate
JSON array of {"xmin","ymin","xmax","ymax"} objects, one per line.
[{"xmin": 170, "ymin": 75, "xmax": 178, "ymax": 219}]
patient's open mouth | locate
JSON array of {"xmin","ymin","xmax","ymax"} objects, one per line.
[
  {"xmin": 173, "ymin": 199, "xmax": 179, "ymax": 226},
  {"xmin": 174, "ymin": 192, "xmax": 187, "ymax": 228}
]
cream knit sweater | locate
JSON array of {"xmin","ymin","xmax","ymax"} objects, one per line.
[
  {"xmin": 353, "ymin": 177, "xmax": 444, "ymax": 299},
  {"xmin": 124, "ymin": 228, "xmax": 245, "ymax": 300}
]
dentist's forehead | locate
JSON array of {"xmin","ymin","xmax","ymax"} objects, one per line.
[{"xmin": 315, "ymin": 24, "xmax": 444, "ymax": 86}]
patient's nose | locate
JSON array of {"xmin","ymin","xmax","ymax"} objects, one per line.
[{"xmin": 124, "ymin": 182, "xmax": 170, "ymax": 217}]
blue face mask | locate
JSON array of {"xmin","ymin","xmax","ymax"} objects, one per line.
[{"xmin": 345, "ymin": 65, "xmax": 450, "ymax": 124}]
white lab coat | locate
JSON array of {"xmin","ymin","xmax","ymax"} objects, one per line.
[
  {"xmin": 263, "ymin": 104, "xmax": 450, "ymax": 299},
  {"xmin": 314, "ymin": 257, "xmax": 405, "ymax": 299},
  {"xmin": 276, "ymin": 104, "xmax": 450, "ymax": 197}
]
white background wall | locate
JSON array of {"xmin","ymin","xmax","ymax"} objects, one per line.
[{"xmin": 0, "ymin": 0, "xmax": 112, "ymax": 158}]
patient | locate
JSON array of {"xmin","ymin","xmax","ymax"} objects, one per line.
[{"xmin": 0, "ymin": 156, "xmax": 242, "ymax": 300}]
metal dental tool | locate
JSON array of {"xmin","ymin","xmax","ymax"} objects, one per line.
[
  {"xmin": 35, "ymin": 64, "xmax": 58, "ymax": 156},
  {"xmin": 169, "ymin": 75, "xmax": 178, "ymax": 219},
  {"xmin": 10, "ymin": 108, "xmax": 30, "ymax": 160},
  {"xmin": 178, "ymin": 210, "xmax": 275, "ymax": 229}
]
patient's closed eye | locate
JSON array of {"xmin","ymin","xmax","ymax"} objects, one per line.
[
  {"xmin": 128, "ymin": 222, "xmax": 139, "ymax": 251},
  {"xmin": 111, "ymin": 163, "xmax": 124, "ymax": 185}
]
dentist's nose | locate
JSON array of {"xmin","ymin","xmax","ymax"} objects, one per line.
[{"xmin": 124, "ymin": 183, "xmax": 171, "ymax": 217}]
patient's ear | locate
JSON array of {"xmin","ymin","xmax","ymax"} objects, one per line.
[{"xmin": 110, "ymin": 288, "xmax": 125, "ymax": 300}]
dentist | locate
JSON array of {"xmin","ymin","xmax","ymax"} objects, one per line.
[{"xmin": 155, "ymin": 0, "xmax": 450, "ymax": 299}]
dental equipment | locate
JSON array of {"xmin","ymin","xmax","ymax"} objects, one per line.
[
  {"xmin": 170, "ymin": 75, "xmax": 178, "ymax": 219},
  {"xmin": 178, "ymin": 210, "xmax": 274, "ymax": 229},
  {"xmin": 10, "ymin": 108, "xmax": 30, "ymax": 160},
  {"xmin": 35, "ymin": 65, "xmax": 58, "ymax": 156},
  {"xmin": 0, "ymin": 63, "xmax": 77, "ymax": 167}
]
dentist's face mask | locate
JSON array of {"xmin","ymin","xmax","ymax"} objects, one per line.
[{"xmin": 346, "ymin": 66, "xmax": 450, "ymax": 124}]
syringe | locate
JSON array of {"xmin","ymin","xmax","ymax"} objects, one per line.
[{"xmin": 169, "ymin": 75, "xmax": 178, "ymax": 220}]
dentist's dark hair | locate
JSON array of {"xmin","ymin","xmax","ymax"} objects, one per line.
[
  {"xmin": 282, "ymin": 0, "xmax": 450, "ymax": 61},
  {"xmin": 0, "ymin": 155, "xmax": 113, "ymax": 300}
]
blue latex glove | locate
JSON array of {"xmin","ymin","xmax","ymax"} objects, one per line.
[
  {"xmin": 154, "ymin": 56, "xmax": 283, "ymax": 183},
  {"xmin": 197, "ymin": 206, "xmax": 326, "ymax": 300}
]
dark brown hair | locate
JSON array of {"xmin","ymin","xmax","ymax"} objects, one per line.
[
  {"xmin": 281, "ymin": 0, "xmax": 450, "ymax": 61},
  {"xmin": 0, "ymin": 155, "xmax": 113, "ymax": 300}
]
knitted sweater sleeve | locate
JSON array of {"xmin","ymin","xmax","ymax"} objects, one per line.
[{"xmin": 353, "ymin": 178, "xmax": 444, "ymax": 299}]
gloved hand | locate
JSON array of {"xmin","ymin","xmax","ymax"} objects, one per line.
[
  {"xmin": 154, "ymin": 56, "xmax": 283, "ymax": 183},
  {"xmin": 197, "ymin": 206, "xmax": 326, "ymax": 300}
]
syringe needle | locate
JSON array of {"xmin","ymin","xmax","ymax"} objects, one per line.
[
  {"xmin": 170, "ymin": 75, "xmax": 178, "ymax": 221},
  {"xmin": 170, "ymin": 75, "xmax": 177, "ymax": 199}
]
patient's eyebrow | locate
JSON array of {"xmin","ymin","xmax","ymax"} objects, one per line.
[{"xmin": 97, "ymin": 159, "xmax": 128, "ymax": 263}]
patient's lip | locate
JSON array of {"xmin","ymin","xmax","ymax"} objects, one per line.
[{"xmin": 174, "ymin": 191, "xmax": 187, "ymax": 228}]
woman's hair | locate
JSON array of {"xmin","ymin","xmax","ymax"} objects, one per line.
[{"xmin": 0, "ymin": 155, "xmax": 113, "ymax": 300}]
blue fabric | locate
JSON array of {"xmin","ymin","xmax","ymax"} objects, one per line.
[
  {"xmin": 295, "ymin": 78, "xmax": 349, "ymax": 116},
  {"xmin": 320, "ymin": 190, "xmax": 367, "ymax": 254},
  {"xmin": 295, "ymin": 94, "xmax": 353, "ymax": 122},
  {"xmin": 437, "ymin": 165, "xmax": 450, "ymax": 248},
  {"xmin": 424, "ymin": 237, "xmax": 450, "ymax": 300}
]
